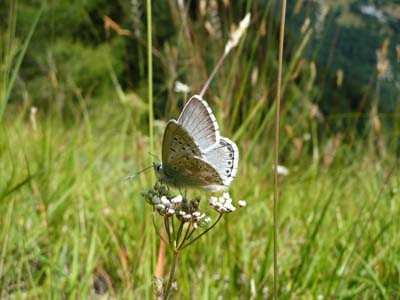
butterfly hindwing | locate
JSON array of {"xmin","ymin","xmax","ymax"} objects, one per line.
[
  {"xmin": 203, "ymin": 137, "xmax": 239, "ymax": 186},
  {"xmin": 178, "ymin": 95, "xmax": 220, "ymax": 149},
  {"xmin": 165, "ymin": 153, "xmax": 225, "ymax": 190}
]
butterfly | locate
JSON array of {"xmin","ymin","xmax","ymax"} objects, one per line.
[{"xmin": 154, "ymin": 95, "xmax": 239, "ymax": 192}]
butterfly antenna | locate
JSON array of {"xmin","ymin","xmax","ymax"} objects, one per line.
[
  {"xmin": 148, "ymin": 152, "xmax": 160, "ymax": 162},
  {"xmin": 124, "ymin": 165, "xmax": 154, "ymax": 182}
]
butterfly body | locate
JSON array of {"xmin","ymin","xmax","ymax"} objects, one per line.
[{"xmin": 154, "ymin": 95, "xmax": 239, "ymax": 192}]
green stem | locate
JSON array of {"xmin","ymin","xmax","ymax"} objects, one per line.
[
  {"xmin": 152, "ymin": 212, "xmax": 169, "ymax": 247},
  {"xmin": 273, "ymin": 1, "xmax": 287, "ymax": 300},
  {"xmin": 146, "ymin": 0, "xmax": 154, "ymax": 169},
  {"xmin": 164, "ymin": 251, "xmax": 179, "ymax": 300},
  {"xmin": 177, "ymin": 222, "xmax": 192, "ymax": 249},
  {"xmin": 175, "ymin": 220, "xmax": 185, "ymax": 247},
  {"xmin": 179, "ymin": 213, "xmax": 223, "ymax": 251}
]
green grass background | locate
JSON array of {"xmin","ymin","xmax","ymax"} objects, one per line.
[{"xmin": 1, "ymin": 1, "xmax": 399, "ymax": 299}]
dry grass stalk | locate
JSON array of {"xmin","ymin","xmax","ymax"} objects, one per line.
[
  {"xmin": 376, "ymin": 38, "xmax": 391, "ymax": 79},
  {"xmin": 30, "ymin": 106, "xmax": 38, "ymax": 131},
  {"xmin": 103, "ymin": 15, "xmax": 131, "ymax": 36},
  {"xmin": 301, "ymin": 18, "xmax": 310, "ymax": 33},
  {"xmin": 131, "ymin": 0, "xmax": 142, "ymax": 38},
  {"xmin": 323, "ymin": 133, "xmax": 342, "ymax": 167},
  {"xmin": 336, "ymin": 69, "xmax": 343, "ymax": 87}
]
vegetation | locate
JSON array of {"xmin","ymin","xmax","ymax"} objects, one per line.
[{"xmin": 1, "ymin": 1, "xmax": 399, "ymax": 299}]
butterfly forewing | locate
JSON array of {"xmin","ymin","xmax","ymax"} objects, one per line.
[
  {"xmin": 178, "ymin": 95, "xmax": 220, "ymax": 149},
  {"xmin": 162, "ymin": 120, "xmax": 203, "ymax": 164}
]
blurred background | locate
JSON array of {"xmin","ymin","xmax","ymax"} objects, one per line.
[{"xmin": 1, "ymin": 0, "xmax": 399, "ymax": 299}]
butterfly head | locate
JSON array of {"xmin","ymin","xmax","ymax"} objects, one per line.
[{"xmin": 153, "ymin": 162, "xmax": 166, "ymax": 181}]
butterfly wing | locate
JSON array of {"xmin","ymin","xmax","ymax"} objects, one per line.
[
  {"xmin": 165, "ymin": 153, "xmax": 226, "ymax": 191},
  {"xmin": 178, "ymin": 95, "xmax": 220, "ymax": 149},
  {"xmin": 203, "ymin": 137, "xmax": 239, "ymax": 187},
  {"xmin": 162, "ymin": 120, "xmax": 203, "ymax": 164},
  {"xmin": 160, "ymin": 98, "xmax": 239, "ymax": 191}
]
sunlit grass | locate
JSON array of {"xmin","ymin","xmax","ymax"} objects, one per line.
[{"xmin": 1, "ymin": 100, "xmax": 399, "ymax": 299}]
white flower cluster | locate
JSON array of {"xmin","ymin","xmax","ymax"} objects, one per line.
[
  {"xmin": 150, "ymin": 194, "xmax": 211, "ymax": 228},
  {"xmin": 208, "ymin": 192, "xmax": 247, "ymax": 213},
  {"xmin": 143, "ymin": 184, "xmax": 247, "ymax": 228}
]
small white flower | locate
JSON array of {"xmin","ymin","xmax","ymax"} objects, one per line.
[
  {"xmin": 184, "ymin": 214, "xmax": 192, "ymax": 220},
  {"xmin": 272, "ymin": 164, "xmax": 289, "ymax": 176},
  {"xmin": 152, "ymin": 195, "xmax": 161, "ymax": 204},
  {"xmin": 192, "ymin": 211, "xmax": 201, "ymax": 217},
  {"xmin": 208, "ymin": 196, "xmax": 217, "ymax": 205},
  {"xmin": 178, "ymin": 210, "xmax": 186, "ymax": 216},
  {"xmin": 238, "ymin": 200, "xmax": 247, "ymax": 207},
  {"xmin": 217, "ymin": 196, "xmax": 225, "ymax": 204},
  {"xmin": 214, "ymin": 202, "xmax": 223, "ymax": 209},
  {"xmin": 224, "ymin": 203, "xmax": 236, "ymax": 212},
  {"xmin": 171, "ymin": 195, "xmax": 183, "ymax": 204},
  {"xmin": 204, "ymin": 216, "xmax": 211, "ymax": 223},
  {"xmin": 166, "ymin": 208, "xmax": 175, "ymax": 215},
  {"xmin": 224, "ymin": 198, "xmax": 233, "ymax": 206},
  {"xmin": 174, "ymin": 81, "xmax": 192, "ymax": 94},
  {"xmin": 161, "ymin": 196, "xmax": 170, "ymax": 205},
  {"xmin": 155, "ymin": 204, "xmax": 165, "ymax": 211},
  {"xmin": 222, "ymin": 192, "xmax": 231, "ymax": 200}
]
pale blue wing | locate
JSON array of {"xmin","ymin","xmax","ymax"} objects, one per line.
[
  {"xmin": 203, "ymin": 137, "xmax": 239, "ymax": 187},
  {"xmin": 178, "ymin": 95, "xmax": 220, "ymax": 150}
]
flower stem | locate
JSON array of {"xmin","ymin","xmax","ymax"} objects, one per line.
[
  {"xmin": 164, "ymin": 251, "xmax": 179, "ymax": 300},
  {"xmin": 179, "ymin": 213, "xmax": 223, "ymax": 250}
]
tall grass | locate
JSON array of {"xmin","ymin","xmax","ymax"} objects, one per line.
[
  {"xmin": 0, "ymin": 2, "xmax": 44, "ymax": 121},
  {"xmin": 0, "ymin": 1, "xmax": 399, "ymax": 299}
]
